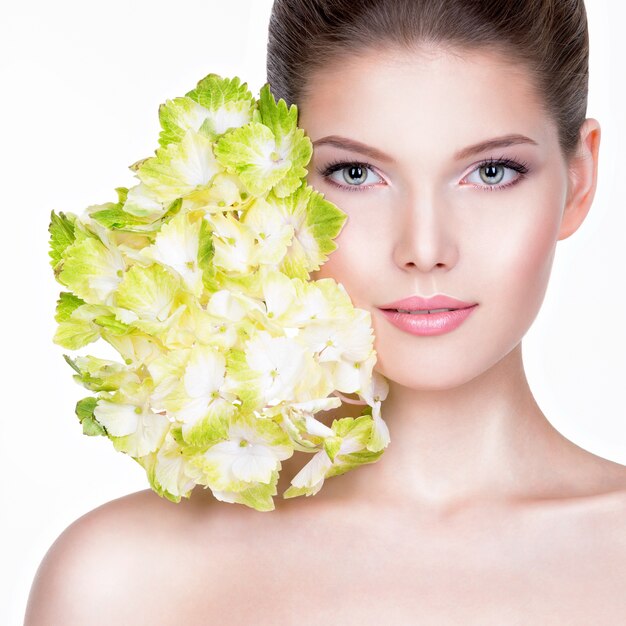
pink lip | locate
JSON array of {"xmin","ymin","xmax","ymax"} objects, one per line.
[
  {"xmin": 378, "ymin": 294, "xmax": 477, "ymax": 310},
  {"xmin": 377, "ymin": 294, "xmax": 478, "ymax": 337},
  {"xmin": 379, "ymin": 306, "xmax": 477, "ymax": 336}
]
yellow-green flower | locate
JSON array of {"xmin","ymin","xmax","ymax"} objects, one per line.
[{"xmin": 49, "ymin": 72, "xmax": 390, "ymax": 511}]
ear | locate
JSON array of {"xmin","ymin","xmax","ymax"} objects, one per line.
[{"xmin": 557, "ymin": 118, "xmax": 601, "ymax": 241}]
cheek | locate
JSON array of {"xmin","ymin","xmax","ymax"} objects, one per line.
[
  {"xmin": 310, "ymin": 212, "xmax": 382, "ymax": 304},
  {"xmin": 477, "ymin": 196, "xmax": 562, "ymax": 342}
]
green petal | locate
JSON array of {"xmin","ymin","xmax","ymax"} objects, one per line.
[
  {"xmin": 214, "ymin": 122, "xmax": 291, "ymax": 197},
  {"xmin": 58, "ymin": 237, "xmax": 125, "ymax": 304},
  {"xmin": 152, "ymin": 433, "xmax": 197, "ymax": 498},
  {"xmin": 158, "ymin": 96, "xmax": 214, "ymax": 147},
  {"xmin": 235, "ymin": 471, "xmax": 279, "ymax": 511},
  {"xmin": 54, "ymin": 319, "xmax": 101, "ymax": 349},
  {"xmin": 136, "ymin": 129, "xmax": 223, "ymax": 204},
  {"xmin": 223, "ymin": 349, "xmax": 264, "ymax": 412},
  {"xmin": 115, "ymin": 264, "xmax": 180, "ymax": 322},
  {"xmin": 54, "ymin": 292, "xmax": 85, "ymax": 323},
  {"xmin": 181, "ymin": 399, "xmax": 234, "ymax": 447},
  {"xmin": 184, "ymin": 74, "xmax": 255, "ymax": 137},
  {"xmin": 109, "ymin": 412, "xmax": 171, "ymax": 457},
  {"xmin": 256, "ymin": 83, "xmax": 312, "ymax": 198},
  {"xmin": 121, "ymin": 183, "xmax": 167, "ymax": 220},
  {"xmin": 272, "ymin": 185, "xmax": 347, "ymax": 279},
  {"xmin": 366, "ymin": 401, "xmax": 391, "ymax": 452},
  {"xmin": 88, "ymin": 199, "xmax": 155, "ymax": 231},
  {"xmin": 66, "ymin": 354, "xmax": 139, "ymax": 392}
]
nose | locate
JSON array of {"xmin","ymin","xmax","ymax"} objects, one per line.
[{"xmin": 391, "ymin": 190, "xmax": 459, "ymax": 273}]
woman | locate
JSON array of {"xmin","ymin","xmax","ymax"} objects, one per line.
[{"xmin": 25, "ymin": 0, "xmax": 625, "ymax": 623}]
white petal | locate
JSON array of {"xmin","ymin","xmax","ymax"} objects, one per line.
[
  {"xmin": 184, "ymin": 346, "xmax": 226, "ymax": 398},
  {"xmin": 93, "ymin": 401, "xmax": 138, "ymax": 437},
  {"xmin": 125, "ymin": 411, "xmax": 170, "ymax": 457},
  {"xmin": 176, "ymin": 396, "xmax": 210, "ymax": 426},
  {"xmin": 155, "ymin": 446, "xmax": 196, "ymax": 496},
  {"xmin": 231, "ymin": 444, "xmax": 277, "ymax": 483},
  {"xmin": 290, "ymin": 449, "xmax": 333, "ymax": 489},
  {"xmin": 304, "ymin": 414, "xmax": 335, "ymax": 438}
]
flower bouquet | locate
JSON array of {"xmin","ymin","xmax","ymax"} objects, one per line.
[{"xmin": 49, "ymin": 73, "xmax": 390, "ymax": 511}]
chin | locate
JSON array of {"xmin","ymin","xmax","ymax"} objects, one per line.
[{"xmin": 374, "ymin": 360, "xmax": 479, "ymax": 392}]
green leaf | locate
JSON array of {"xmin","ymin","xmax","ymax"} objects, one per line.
[
  {"xmin": 90, "ymin": 204, "xmax": 151, "ymax": 230},
  {"xmin": 75, "ymin": 396, "xmax": 98, "ymax": 421},
  {"xmin": 49, "ymin": 211, "xmax": 76, "ymax": 269},
  {"xmin": 82, "ymin": 416, "xmax": 107, "ymax": 436}
]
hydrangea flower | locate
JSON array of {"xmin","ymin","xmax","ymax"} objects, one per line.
[{"xmin": 49, "ymin": 73, "xmax": 391, "ymax": 512}]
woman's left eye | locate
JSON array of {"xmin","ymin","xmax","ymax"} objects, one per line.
[
  {"xmin": 463, "ymin": 157, "xmax": 530, "ymax": 191},
  {"xmin": 315, "ymin": 160, "xmax": 383, "ymax": 192}
]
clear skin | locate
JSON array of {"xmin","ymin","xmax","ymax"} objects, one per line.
[{"xmin": 25, "ymin": 46, "xmax": 626, "ymax": 625}]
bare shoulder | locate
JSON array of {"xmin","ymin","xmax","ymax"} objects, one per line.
[
  {"xmin": 568, "ymin": 480, "xmax": 626, "ymax": 620},
  {"xmin": 24, "ymin": 488, "xmax": 253, "ymax": 625},
  {"xmin": 588, "ymin": 478, "xmax": 626, "ymax": 550},
  {"xmin": 558, "ymin": 452, "xmax": 626, "ymax": 579},
  {"xmin": 565, "ymin": 447, "xmax": 626, "ymax": 539}
]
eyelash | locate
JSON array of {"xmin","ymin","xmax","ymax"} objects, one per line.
[{"xmin": 316, "ymin": 155, "xmax": 531, "ymax": 193}]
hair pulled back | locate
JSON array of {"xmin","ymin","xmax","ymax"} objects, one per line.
[{"xmin": 266, "ymin": 0, "xmax": 589, "ymax": 162}]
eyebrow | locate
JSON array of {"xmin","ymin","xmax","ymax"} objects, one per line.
[
  {"xmin": 312, "ymin": 136, "xmax": 395, "ymax": 162},
  {"xmin": 311, "ymin": 133, "xmax": 539, "ymax": 162}
]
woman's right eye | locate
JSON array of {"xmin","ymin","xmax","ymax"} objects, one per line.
[{"xmin": 316, "ymin": 160, "xmax": 384, "ymax": 192}]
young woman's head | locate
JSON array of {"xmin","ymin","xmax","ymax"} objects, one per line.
[{"xmin": 266, "ymin": 0, "xmax": 600, "ymax": 391}]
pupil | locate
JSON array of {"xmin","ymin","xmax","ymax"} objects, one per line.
[
  {"xmin": 344, "ymin": 165, "xmax": 367, "ymax": 185},
  {"xmin": 480, "ymin": 164, "xmax": 504, "ymax": 184}
]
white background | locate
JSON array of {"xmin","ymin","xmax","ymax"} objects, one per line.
[{"xmin": 1, "ymin": 1, "xmax": 624, "ymax": 623}]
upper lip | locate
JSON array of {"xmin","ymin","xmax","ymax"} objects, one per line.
[{"xmin": 378, "ymin": 294, "xmax": 477, "ymax": 310}]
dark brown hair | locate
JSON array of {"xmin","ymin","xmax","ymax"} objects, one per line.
[{"xmin": 266, "ymin": 0, "xmax": 589, "ymax": 162}]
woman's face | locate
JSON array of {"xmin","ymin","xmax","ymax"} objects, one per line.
[{"xmin": 299, "ymin": 46, "xmax": 574, "ymax": 390}]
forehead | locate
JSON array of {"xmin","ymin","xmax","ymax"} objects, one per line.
[{"xmin": 299, "ymin": 46, "xmax": 554, "ymax": 159}]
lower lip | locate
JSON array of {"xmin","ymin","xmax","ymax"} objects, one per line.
[{"xmin": 378, "ymin": 305, "xmax": 478, "ymax": 336}]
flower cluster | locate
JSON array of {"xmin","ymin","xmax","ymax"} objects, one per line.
[{"xmin": 49, "ymin": 73, "xmax": 390, "ymax": 511}]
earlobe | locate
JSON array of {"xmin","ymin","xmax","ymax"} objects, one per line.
[{"xmin": 557, "ymin": 118, "xmax": 601, "ymax": 241}]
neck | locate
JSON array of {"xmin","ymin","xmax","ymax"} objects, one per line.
[{"xmin": 306, "ymin": 342, "xmax": 572, "ymax": 515}]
